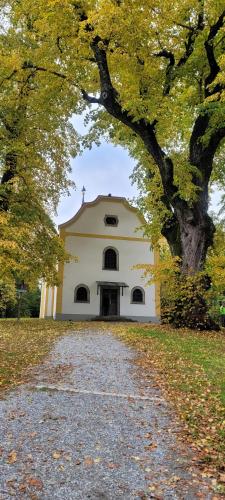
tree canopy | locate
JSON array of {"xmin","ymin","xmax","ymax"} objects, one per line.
[
  {"xmin": 0, "ymin": 2, "xmax": 79, "ymax": 289},
  {"xmin": 1, "ymin": 0, "xmax": 225, "ymax": 325},
  {"xmin": 7, "ymin": 0, "xmax": 225, "ymax": 258}
]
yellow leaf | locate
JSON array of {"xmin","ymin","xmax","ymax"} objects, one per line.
[{"xmin": 7, "ymin": 451, "xmax": 17, "ymax": 464}]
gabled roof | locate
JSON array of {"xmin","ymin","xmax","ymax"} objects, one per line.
[{"xmin": 58, "ymin": 195, "xmax": 145, "ymax": 229}]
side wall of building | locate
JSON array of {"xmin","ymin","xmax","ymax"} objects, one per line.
[{"xmin": 40, "ymin": 285, "xmax": 55, "ymax": 319}]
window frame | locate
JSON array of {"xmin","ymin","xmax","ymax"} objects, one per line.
[
  {"xmin": 74, "ymin": 284, "xmax": 90, "ymax": 303},
  {"xmin": 104, "ymin": 214, "xmax": 119, "ymax": 227},
  {"xmin": 131, "ymin": 286, "xmax": 145, "ymax": 304},
  {"xmin": 102, "ymin": 246, "xmax": 119, "ymax": 271}
]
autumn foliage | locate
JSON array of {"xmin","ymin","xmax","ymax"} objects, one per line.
[
  {"xmin": 114, "ymin": 323, "xmax": 225, "ymax": 484},
  {"xmin": 0, "ymin": 1, "xmax": 225, "ymax": 325}
]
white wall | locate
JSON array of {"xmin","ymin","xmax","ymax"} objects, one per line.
[
  {"xmin": 39, "ymin": 283, "xmax": 46, "ymax": 318},
  {"xmin": 53, "ymin": 286, "xmax": 57, "ymax": 319},
  {"xmin": 40, "ymin": 199, "xmax": 157, "ymax": 320},
  {"xmin": 46, "ymin": 287, "xmax": 54, "ymax": 317},
  {"xmin": 61, "ymin": 236, "xmax": 155, "ymax": 318},
  {"xmin": 65, "ymin": 200, "xmax": 144, "ymax": 239}
]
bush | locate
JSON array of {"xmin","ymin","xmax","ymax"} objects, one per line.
[{"xmin": 161, "ymin": 274, "xmax": 219, "ymax": 330}]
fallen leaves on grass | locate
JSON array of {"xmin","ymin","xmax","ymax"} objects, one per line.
[
  {"xmin": 0, "ymin": 319, "xmax": 96, "ymax": 392},
  {"xmin": 112, "ymin": 323, "xmax": 225, "ymax": 477}
]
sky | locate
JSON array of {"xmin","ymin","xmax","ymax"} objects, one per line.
[
  {"xmin": 55, "ymin": 114, "xmax": 222, "ymax": 227},
  {"xmin": 56, "ymin": 141, "xmax": 137, "ymax": 226},
  {"xmin": 55, "ymin": 114, "xmax": 137, "ymax": 226}
]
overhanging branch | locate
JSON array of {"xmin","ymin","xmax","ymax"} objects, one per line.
[
  {"xmin": 177, "ymin": 8, "xmax": 204, "ymax": 68},
  {"xmin": 204, "ymin": 9, "xmax": 225, "ymax": 96},
  {"xmin": 81, "ymin": 89, "xmax": 101, "ymax": 104},
  {"xmin": 154, "ymin": 6, "xmax": 204, "ymax": 95},
  {"xmin": 90, "ymin": 36, "xmax": 183, "ymax": 206},
  {"xmin": 154, "ymin": 50, "xmax": 175, "ymax": 95}
]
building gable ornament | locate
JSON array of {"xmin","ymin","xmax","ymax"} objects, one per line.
[{"xmin": 58, "ymin": 195, "xmax": 146, "ymax": 230}]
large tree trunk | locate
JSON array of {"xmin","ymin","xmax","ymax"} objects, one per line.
[
  {"xmin": 159, "ymin": 173, "xmax": 218, "ymax": 329},
  {"xmin": 162, "ymin": 205, "xmax": 215, "ymax": 273},
  {"xmin": 161, "ymin": 199, "xmax": 218, "ymax": 330},
  {"xmin": 178, "ymin": 210, "xmax": 215, "ymax": 274}
]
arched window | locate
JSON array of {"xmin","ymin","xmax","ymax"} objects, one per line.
[
  {"xmin": 131, "ymin": 287, "xmax": 145, "ymax": 304},
  {"xmin": 74, "ymin": 285, "xmax": 90, "ymax": 303},
  {"xmin": 103, "ymin": 247, "xmax": 119, "ymax": 270}
]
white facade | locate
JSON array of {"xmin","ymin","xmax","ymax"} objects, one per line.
[{"xmin": 40, "ymin": 196, "xmax": 160, "ymax": 322}]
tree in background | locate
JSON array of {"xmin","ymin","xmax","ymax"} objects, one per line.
[
  {"xmin": 3, "ymin": 286, "xmax": 41, "ymax": 318},
  {"xmin": 0, "ymin": 4, "xmax": 78, "ymax": 295},
  {"xmin": 0, "ymin": 279, "xmax": 16, "ymax": 317}
]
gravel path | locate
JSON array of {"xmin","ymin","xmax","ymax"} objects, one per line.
[{"xmin": 0, "ymin": 330, "xmax": 212, "ymax": 499}]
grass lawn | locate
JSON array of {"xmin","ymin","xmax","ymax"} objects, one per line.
[
  {"xmin": 0, "ymin": 319, "xmax": 83, "ymax": 390},
  {"xmin": 0, "ymin": 319, "xmax": 225, "ymax": 479},
  {"xmin": 113, "ymin": 323, "xmax": 225, "ymax": 476}
]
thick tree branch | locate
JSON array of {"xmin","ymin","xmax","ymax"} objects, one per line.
[
  {"xmin": 174, "ymin": 22, "xmax": 196, "ymax": 32},
  {"xmin": 190, "ymin": 109, "xmax": 225, "ymax": 205},
  {"xmin": 154, "ymin": 50, "xmax": 175, "ymax": 95},
  {"xmin": 179, "ymin": 1, "xmax": 204, "ymax": 61},
  {"xmin": 81, "ymin": 89, "xmax": 101, "ymax": 104},
  {"xmin": 155, "ymin": 4, "xmax": 204, "ymax": 95},
  {"xmin": 90, "ymin": 38, "xmax": 160, "ymax": 144},
  {"xmin": 23, "ymin": 63, "xmax": 101, "ymax": 105},
  {"xmin": 90, "ymin": 37, "xmax": 116, "ymax": 102},
  {"xmin": 204, "ymin": 9, "xmax": 225, "ymax": 96},
  {"xmin": 22, "ymin": 62, "xmax": 69, "ymax": 81},
  {"xmin": 90, "ymin": 37, "xmax": 187, "ymax": 210},
  {"xmin": 161, "ymin": 213, "xmax": 182, "ymax": 258}
]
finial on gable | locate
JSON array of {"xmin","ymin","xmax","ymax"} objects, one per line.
[{"xmin": 81, "ymin": 186, "xmax": 86, "ymax": 205}]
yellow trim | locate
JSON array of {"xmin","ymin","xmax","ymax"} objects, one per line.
[
  {"xmin": 39, "ymin": 283, "xmax": 46, "ymax": 318},
  {"xmin": 154, "ymin": 248, "xmax": 161, "ymax": 316},
  {"xmin": 64, "ymin": 231, "xmax": 151, "ymax": 243},
  {"xmin": 56, "ymin": 229, "xmax": 66, "ymax": 316},
  {"xmin": 44, "ymin": 286, "xmax": 49, "ymax": 318},
  {"xmin": 59, "ymin": 195, "xmax": 146, "ymax": 229}
]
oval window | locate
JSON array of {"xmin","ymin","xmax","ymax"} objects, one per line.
[{"xmin": 104, "ymin": 215, "xmax": 118, "ymax": 226}]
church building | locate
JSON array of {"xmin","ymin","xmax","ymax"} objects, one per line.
[{"xmin": 40, "ymin": 195, "xmax": 160, "ymax": 322}]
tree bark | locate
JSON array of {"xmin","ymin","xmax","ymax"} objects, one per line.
[
  {"xmin": 0, "ymin": 152, "xmax": 17, "ymax": 211},
  {"xmin": 176, "ymin": 205, "xmax": 215, "ymax": 274}
]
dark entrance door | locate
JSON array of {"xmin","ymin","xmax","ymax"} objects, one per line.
[{"xmin": 101, "ymin": 288, "xmax": 119, "ymax": 316}]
